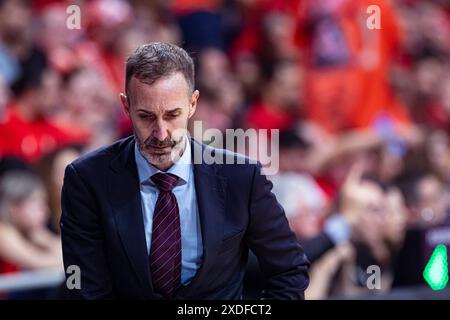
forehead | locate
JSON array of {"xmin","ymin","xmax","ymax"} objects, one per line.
[{"xmin": 128, "ymin": 72, "xmax": 190, "ymax": 107}]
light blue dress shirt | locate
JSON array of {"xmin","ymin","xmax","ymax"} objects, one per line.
[{"xmin": 134, "ymin": 137, "xmax": 203, "ymax": 285}]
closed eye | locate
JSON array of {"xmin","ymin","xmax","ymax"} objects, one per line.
[
  {"xmin": 164, "ymin": 113, "xmax": 180, "ymax": 119},
  {"xmin": 138, "ymin": 114, "xmax": 155, "ymax": 121}
]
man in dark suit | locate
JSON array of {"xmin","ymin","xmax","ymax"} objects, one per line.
[{"xmin": 60, "ymin": 42, "xmax": 309, "ymax": 299}]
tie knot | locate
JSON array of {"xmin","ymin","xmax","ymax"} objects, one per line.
[{"xmin": 151, "ymin": 173, "xmax": 179, "ymax": 191}]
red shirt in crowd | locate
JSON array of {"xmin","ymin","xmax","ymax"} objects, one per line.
[
  {"xmin": 0, "ymin": 104, "xmax": 88, "ymax": 164},
  {"xmin": 245, "ymin": 102, "xmax": 296, "ymax": 133}
]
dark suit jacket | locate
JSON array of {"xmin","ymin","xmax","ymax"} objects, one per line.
[
  {"xmin": 60, "ymin": 136, "xmax": 310, "ymax": 299},
  {"xmin": 244, "ymin": 232, "xmax": 334, "ymax": 299}
]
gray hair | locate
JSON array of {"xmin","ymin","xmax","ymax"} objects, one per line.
[{"xmin": 125, "ymin": 42, "xmax": 195, "ymax": 97}]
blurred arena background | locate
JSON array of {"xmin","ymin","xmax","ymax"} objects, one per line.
[{"xmin": 0, "ymin": 0, "xmax": 449, "ymax": 300}]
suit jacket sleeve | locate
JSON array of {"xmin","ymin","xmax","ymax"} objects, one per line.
[
  {"xmin": 60, "ymin": 164, "xmax": 114, "ymax": 299},
  {"xmin": 245, "ymin": 162, "xmax": 310, "ymax": 299}
]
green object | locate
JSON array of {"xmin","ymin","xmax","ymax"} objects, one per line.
[{"xmin": 423, "ymin": 244, "xmax": 449, "ymax": 290}]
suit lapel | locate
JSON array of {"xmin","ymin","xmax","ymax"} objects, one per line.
[
  {"xmin": 109, "ymin": 137, "xmax": 154, "ymax": 297},
  {"xmin": 175, "ymin": 139, "xmax": 227, "ymax": 298}
]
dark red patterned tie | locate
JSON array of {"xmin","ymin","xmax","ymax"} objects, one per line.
[{"xmin": 150, "ymin": 172, "xmax": 181, "ymax": 298}]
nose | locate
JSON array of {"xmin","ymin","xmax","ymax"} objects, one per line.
[{"xmin": 152, "ymin": 119, "xmax": 169, "ymax": 142}]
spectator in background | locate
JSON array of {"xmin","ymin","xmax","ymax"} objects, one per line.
[
  {"xmin": 57, "ymin": 67, "xmax": 115, "ymax": 152},
  {"xmin": 77, "ymin": 0, "xmax": 133, "ymax": 94},
  {"xmin": 304, "ymin": 163, "xmax": 372, "ymax": 298},
  {"xmin": 244, "ymin": 132, "xmax": 375, "ymax": 299},
  {"xmin": 297, "ymin": 0, "xmax": 411, "ymax": 133},
  {"xmin": 0, "ymin": 170, "xmax": 62, "ymax": 274},
  {"xmin": 404, "ymin": 172, "xmax": 449, "ymax": 228},
  {"xmin": 305, "ymin": 163, "xmax": 409, "ymax": 298},
  {"xmin": 271, "ymin": 130, "xmax": 329, "ymax": 242},
  {"xmin": 190, "ymin": 48, "xmax": 244, "ymax": 136},
  {"xmin": 348, "ymin": 179, "xmax": 390, "ymax": 290},
  {"xmin": 36, "ymin": 145, "xmax": 82, "ymax": 233},
  {"xmin": 131, "ymin": 1, "xmax": 181, "ymax": 46},
  {"xmin": 244, "ymin": 60, "xmax": 302, "ymax": 134},
  {"xmin": 36, "ymin": 2, "xmax": 82, "ymax": 74},
  {"xmin": 0, "ymin": 0, "xmax": 87, "ymax": 163},
  {"xmin": 0, "ymin": 0, "xmax": 31, "ymax": 85},
  {"xmin": 0, "ymin": 52, "xmax": 86, "ymax": 163},
  {"xmin": 230, "ymin": 0, "xmax": 301, "ymax": 102},
  {"xmin": 393, "ymin": 170, "xmax": 450, "ymax": 287},
  {"xmin": 170, "ymin": 0, "xmax": 225, "ymax": 53}
]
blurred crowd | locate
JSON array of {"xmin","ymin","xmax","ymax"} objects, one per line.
[{"xmin": 0, "ymin": 0, "xmax": 449, "ymax": 299}]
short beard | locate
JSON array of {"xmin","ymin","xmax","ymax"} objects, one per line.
[{"xmin": 135, "ymin": 132, "xmax": 185, "ymax": 170}]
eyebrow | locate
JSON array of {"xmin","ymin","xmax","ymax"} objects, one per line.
[
  {"xmin": 136, "ymin": 108, "xmax": 183, "ymax": 114},
  {"xmin": 165, "ymin": 108, "xmax": 183, "ymax": 114}
]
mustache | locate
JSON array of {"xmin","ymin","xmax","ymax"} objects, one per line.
[{"xmin": 143, "ymin": 137, "xmax": 177, "ymax": 148}]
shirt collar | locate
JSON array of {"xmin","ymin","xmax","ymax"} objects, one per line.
[{"xmin": 134, "ymin": 135, "xmax": 191, "ymax": 186}]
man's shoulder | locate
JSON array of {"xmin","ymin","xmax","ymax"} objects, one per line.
[
  {"xmin": 192, "ymin": 139, "xmax": 261, "ymax": 176},
  {"xmin": 193, "ymin": 139, "xmax": 256, "ymax": 163},
  {"xmin": 70, "ymin": 136, "xmax": 134, "ymax": 172}
]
